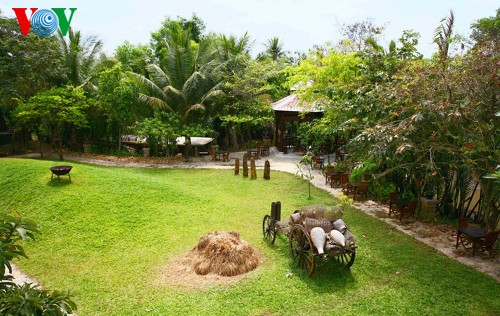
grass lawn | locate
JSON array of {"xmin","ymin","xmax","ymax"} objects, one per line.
[{"xmin": 1, "ymin": 158, "xmax": 499, "ymax": 315}]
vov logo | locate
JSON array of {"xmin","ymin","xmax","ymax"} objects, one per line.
[{"xmin": 12, "ymin": 8, "xmax": 77, "ymax": 37}]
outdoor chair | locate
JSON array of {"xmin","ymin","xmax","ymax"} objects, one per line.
[
  {"xmin": 330, "ymin": 173, "xmax": 342, "ymax": 188},
  {"xmin": 354, "ymin": 181, "xmax": 369, "ymax": 201},
  {"xmin": 388, "ymin": 192, "xmax": 399, "ymax": 217},
  {"xmin": 222, "ymin": 149, "xmax": 231, "ymax": 162},
  {"xmin": 399, "ymin": 200, "xmax": 417, "ymax": 222},
  {"xmin": 474, "ymin": 230, "xmax": 499, "ymax": 257},
  {"xmin": 209, "ymin": 148, "xmax": 219, "ymax": 161},
  {"xmin": 340, "ymin": 174, "xmax": 351, "ymax": 193},
  {"xmin": 455, "ymin": 218, "xmax": 470, "ymax": 249},
  {"xmin": 312, "ymin": 156, "xmax": 324, "ymax": 169}
]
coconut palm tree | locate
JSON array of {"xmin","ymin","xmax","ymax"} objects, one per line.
[
  {"xmin": 57, "ymin": 28, "xmax": 103, "ymax": 87},
  {"xmin": 132, "ymin": 25, "xmax": 222, "ymax": 123},
  {"xmin": 262, "ymin": 37, "xmax": 286, "ymax": 61}
]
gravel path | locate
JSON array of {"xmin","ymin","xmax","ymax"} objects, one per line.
[{"xmin": 5, "ymin": 149, "xmax": 499, "ymax": 284}]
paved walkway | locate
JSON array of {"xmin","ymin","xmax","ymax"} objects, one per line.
[{"xmin": 5, "ymin": 149, "xmax": 499, "ymax": 282}]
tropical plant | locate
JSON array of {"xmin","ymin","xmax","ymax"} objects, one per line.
[
  {"xmin": 14, "ymin": 86, "xmax": 90, "ymax": 160},
  {"xmin": 57, "ymin": 28, "xmax": 103, "ymax": 88},
  {"xmin": 259, "ymin": 37, "xmax": 286, "ymax": 61},
  {"xmin": 133, "ymin": 23, "xmax": 222, "ymax": 124},
  {"xmin": 0, "ymin": 211, "xmax": 76, "ymax": 315}
]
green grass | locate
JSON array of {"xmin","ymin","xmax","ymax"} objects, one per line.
[{"xmin": 1, "ymin": 158, "xmax": 499, "ymax": 316}]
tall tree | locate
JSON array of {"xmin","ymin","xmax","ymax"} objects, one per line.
[
  {"xmin": 337, "ymin": 19, "xmax": 385, "ymax": 53},
  {"xmin": 259, "ymin": 37, "xmax": 286, "ymax": 61},
  {"xmin": 57, "ymin": 28, "xmax": 103, "ymax": 87},
  {"xmin": 133, "ymin": 24, "xmax": 222, "ymax": 124},
  {"xmin": 0, "ymin": 12, "xmax": 64, "ymax": 129}
]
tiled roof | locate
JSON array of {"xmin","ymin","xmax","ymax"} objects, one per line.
[{"xmin": 270, "ymin": 94, "xmax": 323, "ymax": 113}]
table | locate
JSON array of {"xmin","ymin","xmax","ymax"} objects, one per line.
[
  {"xmin": 246, "ymin": 148, "xmax": 259, "ymax": 160},
  {"xmin": 457, "ymin": 226, "xmax": 487, "ymax": 257}
]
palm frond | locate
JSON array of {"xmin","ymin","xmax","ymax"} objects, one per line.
[
  {"xmin": 164, "ymin": 85, "xmax": 187, "ymax": 106},
  {"xmin": 201, "ymin": 89, "xmax": 224, "ymax": 104},
  {"xmin": 138, "ymin": 93, "xmax": 173, "ymax": 111},
  {"xmin": 182, "ymin": 71, "xmax": 205, "ymax": 98},
  {"xmin": 128, "ymin": 71, "xmax": 167, "ymax": 101},
  {"xmin": 146, "ymin": 64, "xmax": 171, "ymax": 88},
  {"xmin": 186, "ymin": 103, "xmax": 206, "ymax": 114}
]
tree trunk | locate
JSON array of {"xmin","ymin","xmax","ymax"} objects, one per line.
[{"xmin": 230, "ymin": 122, "xmax": 239, "ymax": 151}]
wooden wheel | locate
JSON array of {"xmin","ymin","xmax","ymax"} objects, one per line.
[
  {"xmin": 289, "ymin": 225, "xmax": 315, "ymax": 276},
  {"xmin": 336, "ymin": 249, "xmax": 356, "ymax": 269},
  {"xmin": 262, "ymin": 215, "xmax": 276, "ymax": 244}
]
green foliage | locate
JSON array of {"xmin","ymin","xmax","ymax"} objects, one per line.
[
  {"xmin": 0, "ymin": 211, "xmax": 39, "ymax": 281},
  {"xmin": 57, "ymin": 28, "xmax": 103, "ymax": 88},
  {"xmin": 115, "ymin": 41, "xmax": 153, "ymax": 76},
  {"xmin": 0, "ymin": 13, "xmax": 64, "ymax": 125},
  {"xmin": 97, "ymin": 65, "xmax": 142, "ymax": 149},
  {"xmin": 14, "ymin": 86, "xmax": 90, "ymax": 160},
  {"xmin": 0, "ymin": 211, "xmax": 76, "ymax": 315},
  {"xmin": 349, "ymin": 161, "xmax": 377, "ymax": 183},
  {"xmin": 0, "ymin": 283, "xmax": 76, "ymax": 316}
]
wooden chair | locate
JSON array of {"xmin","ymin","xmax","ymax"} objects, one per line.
[
  {"xmin": 209, "ymin": 148, "xmax": 219, "ymax": 161},
  {"xmin": 455, "ymin": 218, "xmax": 470, "ymax": 249},
  {"xmin": 340, "ymin": 173, "xmax": 350, "ymax": 193},
  {"xmin": 354, "ymin": 181, "xmax": 369, "ymax": 201},
  {"xmin": 474, "ymin": 231, "xmax": 499, "ymax": 257},
  {"xmin": 222, "ymin": 149, "xmax": 231, "ymax": 162},
  {"xmin": 399, "ymin": 200, "xmax": 417, "ymax": 222},
  {"xmin": 388, "ymin": 192, "xmax": 399, "ymax": 217}
]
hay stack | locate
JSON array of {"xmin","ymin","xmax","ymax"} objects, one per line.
[{"xmin": 189, "ymin": 231, "xmax": 260, "ymax": 277}]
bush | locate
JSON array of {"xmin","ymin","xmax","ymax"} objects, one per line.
[{"xmin": 0, "ymin": 211, "xmax": 77, "ymax": 315}]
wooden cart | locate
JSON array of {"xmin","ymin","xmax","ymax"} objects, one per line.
[{"xmin": 262, "ymin": 202, "xmax": 356, "ymax": 276}]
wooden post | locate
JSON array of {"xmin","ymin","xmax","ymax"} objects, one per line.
[
  {"xmin": 250, "ymin": 159, "xmax": 257, "ymax": 179},
  {"xmin": 264, "ymin": 160, "xmax": 270, "ymax": 180},
  {"xmin": 234, "ymin": 158, "xmax": 240, "ymax": 175},
  {"xmin": 243, "ymin": 153, "xmax": 248, "ymax": 177}
]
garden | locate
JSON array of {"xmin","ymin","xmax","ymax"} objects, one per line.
[
  {"xmin": 0, "ymin": 7, "xmax": 499, "ymax": 316},
  {"xmin": 1, "ymin": 159, "xmax": 499, "ymax": 315}
]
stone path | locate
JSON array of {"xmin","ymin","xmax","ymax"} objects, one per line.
[{"xmin": 5, "ymin": 149, "xmax": 499, "ymax": 283}]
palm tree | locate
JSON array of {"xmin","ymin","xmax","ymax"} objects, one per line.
[
  {"xmin": 132, "ymin": 25, "xmax": 222, "ymax": 123},
  {"xmin": 57, "ymin": 28, "xmax": 103, "ymax": 87},
  {"xmin": 263, "ymin": 37, "xmax": 285, "ymax": 61}
]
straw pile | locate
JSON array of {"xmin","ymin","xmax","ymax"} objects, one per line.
[{"xmin": 188, "ymin": 231, "xmax": 260, "ymax": 277}]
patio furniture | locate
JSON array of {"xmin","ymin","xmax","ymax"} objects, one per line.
[
  {"xmin": 388, "ymin": 192, "xmax": 399, "ymax": 217},
  {"xmin": 474, "ymin": 231, "xmax": 499, "ymax": 257},
  {"xmin": 354, "ymin": 181, "xmax": 369, "ymax": 201},
  {"xmin": 390, "ymin": 199, "xmax": 417, "ymax": 222},
  {"xmin": 340, "ymin": 173, "xmax": 350, "ymax": 193},
  {"xmin": 209, "ymin": 148, "xmax": 219, "ymax": 161},
  {"xmin": 247, "ymin": 148, "xmax": 260, "ymax": 160},
  {"xmin": 49, "ymin": 166, "xmax": 72, "ymax": 181},
  {"xmin": 455, "ymin": 218, "xmax": 471, "ymax": 250},
  {"xmin": 456, "ymin": 219, "xmax": 489, "ymax": 257},
  {"xmin": 312, "ymin": 156, "xmax": 324, "ymax": 169},
  {"xmin": 222, "ymin": 149, "xmax": 231, "ymax": 162}
]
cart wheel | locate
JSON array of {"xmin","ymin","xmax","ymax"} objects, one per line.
[
  {"xmin": 289, "ymin": 225, "xmax": 315, "ymax": 276},
  {"xmin": 262, "ymin": 215, "xmax": 276, "ymax": 244},
  {"xmin": 337, "ymin": 250, "xmax": 356, "ymax": 269}
]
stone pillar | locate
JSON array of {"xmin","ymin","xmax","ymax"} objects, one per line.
[
  {"xmin": 250, "ymin": 159, "xmax": 257, "ymax": 179},
  {"xmin": 264, "ymin": 160, "xmax": 270, "ymax": 180},
  {"xmin": 234, "ymin": 158, "xmax": 240, "ymax": 175},
  {"xmin": 243, "ymin": 153, "xmax": 248, "ymax": 177}
]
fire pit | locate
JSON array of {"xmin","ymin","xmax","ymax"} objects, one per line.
[{"xmin": 49, "ymin": 166, "xmax": 73, "ymax": 181}]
